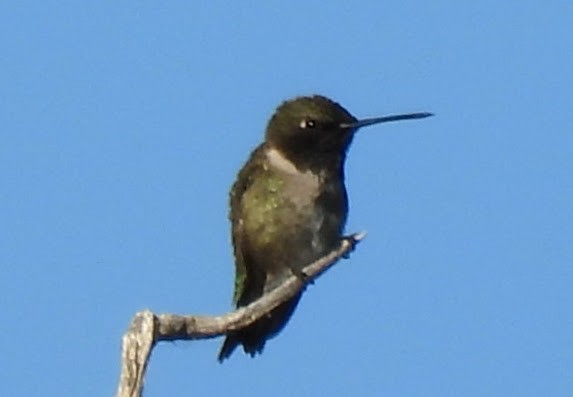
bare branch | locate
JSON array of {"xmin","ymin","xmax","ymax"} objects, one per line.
[{"xmin": 116, "ymin": 233, "xmax": 365, "ymax": 397}]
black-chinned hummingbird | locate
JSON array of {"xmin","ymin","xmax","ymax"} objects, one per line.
[{"xmin": 218, "ymin": 95, "xmax": 432, "ymax": 361}]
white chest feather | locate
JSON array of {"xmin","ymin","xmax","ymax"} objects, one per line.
[
  {"xmin": 265, "ymin": 147, "xmax": 322, "ymax": 208},
  {"xmin": 265, "ymin": 147, "xmax": 326, "ymax": 245}
]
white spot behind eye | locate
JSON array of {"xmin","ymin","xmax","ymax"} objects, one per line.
[{"xmin": 300, "ymin": 119, "xmax": 316, "ymax": 129}]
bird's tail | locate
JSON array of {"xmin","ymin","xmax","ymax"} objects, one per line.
[
  {"xmin": 218, "ymin": 334, "xmax": 241, "ymax": 362},
  {"xmin": 217, "ymin": 292, "xmax": 302, "ymax": 362}
]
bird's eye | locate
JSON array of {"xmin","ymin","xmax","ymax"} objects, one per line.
[{"xmin": 300, "ymin": 119, "xmax": 316, "ymax": 129}]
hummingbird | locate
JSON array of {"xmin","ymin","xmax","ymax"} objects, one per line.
[{"xmin": 218, "ymin": 95, "xmax": 432, "ymax": 361}]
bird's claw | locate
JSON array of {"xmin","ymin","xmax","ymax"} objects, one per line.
[{"xmin": 290, "ymin": 267, "xmax": 314, "ymax": 285}]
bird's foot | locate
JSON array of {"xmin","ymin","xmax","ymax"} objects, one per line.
[{"xmin": 289, "ymin": 266, "xmax": 314, "ymax": 285}]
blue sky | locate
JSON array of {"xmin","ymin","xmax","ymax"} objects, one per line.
[{"xmin": 1, "ymin": 1, "xmax": 572, "ymax": 396}]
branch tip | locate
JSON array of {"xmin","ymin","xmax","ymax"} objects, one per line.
[{"xmin": 116, "ymin": 232, "xmax": 366, "ymax": 397}]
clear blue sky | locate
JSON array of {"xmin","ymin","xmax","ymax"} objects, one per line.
[{"xmin": 2, "ymin": 1, "xmax": 572, "ymax": 396}]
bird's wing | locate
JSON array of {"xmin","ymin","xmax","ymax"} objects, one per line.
[{"xmin": 228, "ymin": 144, "xmax": 266, "ymax": 305}]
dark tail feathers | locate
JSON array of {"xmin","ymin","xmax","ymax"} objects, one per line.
[{"xmin": 217, "ymin": 293, "xmax": 302, "ymax": 362}]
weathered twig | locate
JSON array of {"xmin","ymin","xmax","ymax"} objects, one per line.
[{"xmin": 116, "ymin": 232, "xmax": 365, "ymax": 397}]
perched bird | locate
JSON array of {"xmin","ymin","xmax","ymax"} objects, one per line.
[{"xmin": 218, "ymin": 95, "xmax": 432, "ymax": 361}]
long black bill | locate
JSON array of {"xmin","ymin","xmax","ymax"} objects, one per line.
[{"xmin": 340, "ymin": 112, "xmax": 433, "ymax": 129}]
